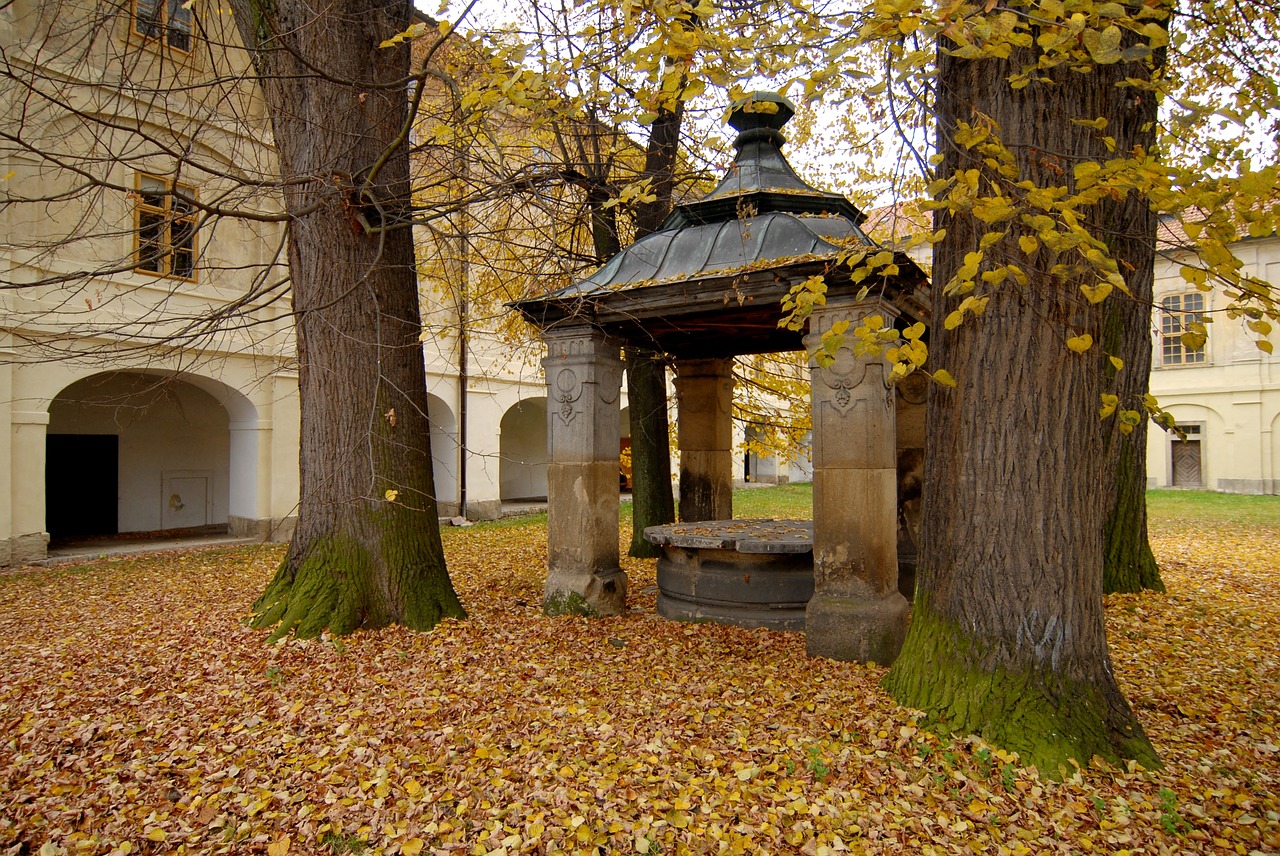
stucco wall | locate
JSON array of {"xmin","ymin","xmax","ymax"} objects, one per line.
[{"xmin": 1147, "ymin": 235, "xmax": 1280, "ymax": 494}]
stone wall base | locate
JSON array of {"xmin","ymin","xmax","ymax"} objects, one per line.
[
  {"xmin": 467, "ymin": 499, "xmax": 503, "ymax": 521},
  {"xmin": 806, "ymin": 591, "xmax": 909, "ymax": 666},
  {"xmin": 228, "ymin": 516, "xmax": 296, "ymax": 543},
  {"xmin": 1, "ymin": 533, "xmax": 50, "ymax": 568},
  {"xmin": 1217, "ymin": 478, "xmax": 1279, "ymax": 495}
]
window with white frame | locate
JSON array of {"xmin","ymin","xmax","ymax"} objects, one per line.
[
  {"xmin": 135, "ymin": 175, "xmax": 197, "ymax": 281},
  {"xmin": 133, "ymin": 0, "xmax": 193, "ymax": 51},
  {"xmin": 1159, "ymin": 293, "xmax": 1207, "ymax": 365}
]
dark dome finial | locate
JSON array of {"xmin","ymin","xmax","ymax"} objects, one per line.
[{"xmin": 728, "ymin": 91, "xmax": 796, "ymax": 134}]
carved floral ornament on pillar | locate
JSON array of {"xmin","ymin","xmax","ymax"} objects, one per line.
[
  {"xmin": 814, "ymin": 349, "xmax": 870, "ymax": 415},
  {"xmin": 554, "ymin": 367, "xmax": 581, "ymax": 425},
  {"xmin": 544, "ymin": 330, "xmax": 623, "ymax": 428},
  {"xmin": 549, "ymin": 359, "xmax": 622, "ymax": 426}
]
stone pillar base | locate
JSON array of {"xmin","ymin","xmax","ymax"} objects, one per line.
[
  {"xmin": 1, "ymin": 533, "xmax": 49, "ymax": 568},
  {"xmin": 806, "ymin": 591, "xmax": 909, "ymax": 665},
  {"xmin": 544, "ymin": 566, "xmax": 627, "ymax": 617}
]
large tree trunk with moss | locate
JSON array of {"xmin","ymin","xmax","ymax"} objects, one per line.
[
  {"xmin": 883, "ymin": 17, "xmax": 1161, "ymax": 775},
  {"xmin": 230, "ymin": 0, "xmax": 464, "ymax": 638}
]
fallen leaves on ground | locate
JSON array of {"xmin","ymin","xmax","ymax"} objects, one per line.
[{"xmin": 0, "ymin": 516, "xmax": 1276, "ymax": 855}]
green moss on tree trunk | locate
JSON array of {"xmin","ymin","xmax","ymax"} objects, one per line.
[
  {"xmin": 884, "ymin": 600, "xmax": 1161, "ymax": 779},
  {"xmin": 252, "ymin": 504, "xmax": 465, "ymax": 641}
]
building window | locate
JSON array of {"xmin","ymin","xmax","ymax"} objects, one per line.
[
  {"xmin": 135, "ymin": 175, "xmax": 197, "ymax": 280},
  {"xmin": 133, "ymin": 0, "xmax": 193, "ymax": 51},
  {"xmin": 1160, "ymin": 293, "xmax": 1207, "ymax": 366}
]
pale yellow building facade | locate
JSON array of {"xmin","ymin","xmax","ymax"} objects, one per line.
[
  {"xmin": 1, "ymin": 0, "xmax": 300, "ymax": 566},
  {"xmin": 1147, "ymin": 234, "xmax": 1280, "ymax": 494}
]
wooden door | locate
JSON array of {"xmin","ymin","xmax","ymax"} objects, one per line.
[{"xmin": 1172, "ymin": 440, "xmax": 1203, "ymax": 487}]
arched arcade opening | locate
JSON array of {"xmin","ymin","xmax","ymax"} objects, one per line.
[
  {"xmin": 499, "ymin": 397, "xmax": 547, "ymax": 502},
  {"xmin": 427, "ymin": 393, "xmax": 459, "ymax": 508},
  {"xmin": 45, "ymin": 371, "xmax": 259, "ymax": 542}
]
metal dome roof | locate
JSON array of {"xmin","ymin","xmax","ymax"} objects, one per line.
[{"xmin": 511, "ymin": 93, "xmax": 926, "ymax": 358}]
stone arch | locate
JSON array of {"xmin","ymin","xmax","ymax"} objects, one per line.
[
  {"xmin": 45, "ymin": 370, "xmax": 259, "ymax": 540},
  {"xmin": 426, "ymin": 393, "xmax": 458, "ymax": 506},
  {"xmin": 499, "ymin": 397, "xmax": 547, "ymax": 502}
]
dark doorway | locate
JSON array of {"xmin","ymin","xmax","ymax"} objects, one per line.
[{"xmin": 46, "ymin": 434, "xmax": 119, "ymax": 541}]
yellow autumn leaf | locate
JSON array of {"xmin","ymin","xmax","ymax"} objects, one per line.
[
  {"xmin": 403, "ymin": 778, "xmax": 423, "ymax": 797},
  {"xmin": 378, "ymin": 21, "xmax": 427, "ymax": 48},
  {"xmin": 401, "ymin": 839, "xmax": 425, "ymax": 856},
  {"xmin": 1181, "ymin": 329, "xmax": 1207, "ymax": 352},
  {"xmin": 268, "ymin": 835, "xmax": 291, "ymax": 856},
  {"xmin": 1066, "ymin": 333, "xmax": 1093, "ymax": 353},
  {"xmin": 931, "ymin": 369, "xmax": 957, "ymax": 388},
  {"xmin": 384, "ymin": 489, "xmax": 399, "ymax": 502},
  {"xmin": 1079, "ymin": 282, "xmax": 1112, "ymax": 304},
  {"xmin": 1083, "ymin": 25, "xmax": 1124, "ymax": 63}
]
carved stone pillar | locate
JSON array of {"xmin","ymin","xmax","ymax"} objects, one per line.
[
  {"xmin": 805, "ymin": 297, "xmax": 909, "ymax": 664},
  {"xmin": 674, "ymin": 358, "xmax": 734, "ymax": 523},
  {"xmin": 542, "ymin": 328, "xmax": 625, "ymax": 616}
]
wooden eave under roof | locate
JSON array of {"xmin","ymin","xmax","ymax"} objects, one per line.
[{"xmin": 518, "ymin": 253, "xmax": 928, "ymax": 360}]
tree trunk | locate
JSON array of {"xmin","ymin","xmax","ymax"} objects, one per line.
[
  {"xmin": 626, "ymin": 350, "xmax": 675, "ymax": 556},
  {"xmin": 1097, "ymin": 21, "xmax": 1169, "ymax": 596},
  {"xmin": 625, "ymin": 104, "xmax": 684, "ymax": 555},
  {"xmin": 231, "ymin": 0, "xmax": 464, "ymax": 638},
  {"xmin": 1102, "ymin": 432, "xmax": 1164, "ymax": 593},
  {"xmin": 1100, "ymin": 273, "xmax": 1164, "ymax": 594},
  {"xmin": 883, "ymin": 20, "xmax": 1161, "ymax": 775}
]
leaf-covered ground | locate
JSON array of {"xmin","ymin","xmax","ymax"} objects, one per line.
[{"xmin": 1, "ymin": 508, "xmax": 1277, "ymax": 855}]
